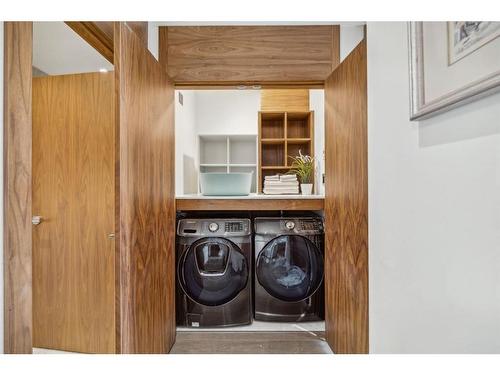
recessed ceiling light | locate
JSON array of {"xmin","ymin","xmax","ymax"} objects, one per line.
[
  {"xmin": 99, "ymin": 68, "xmax": 108, "ymax": 73},
  {"xmin": 236, "ymin": 85, "xmax": 247, "ymax": 90},
  {"xmin": 252, "ymin": 85, "xmax": 262, "ymax": 90}
]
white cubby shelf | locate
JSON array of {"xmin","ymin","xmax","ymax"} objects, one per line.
[{"xmin": 198, "ymin": 135, "xmax": 258, "ymax": 193}]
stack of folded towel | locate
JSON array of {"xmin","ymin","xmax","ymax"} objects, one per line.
[{"xmin": 263, "ymin": 174, "xmax": 299, "ymax": 195}]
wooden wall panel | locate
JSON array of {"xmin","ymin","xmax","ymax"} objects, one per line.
[
  {"xmin": 161, "ymin": 26, "xmax": 340, "ymax": 85},
  {"xmin": 32, "ymin": 72, "xmax": 115, "ymax": 353},
  {"xmin": 3, "ymin": 22, "xmax": 33, "ymax": 354},
  {"xmin": 331, "ymin": 25, "xmax": 340, "ymax": 73},
  {"xmin": 324, "ymin": 40, "xmax": 368, "ymax": 354},
  {"xmin": 93, "ymin": 22, "xmax": 114, "ymax": 41},
  {"xmin": 261, "ymin": 89, "xmax": 309, "ymax": 112},
  {"xmin": 94, "ymin": 22, "xmax": 147, "ymax": 46},
  {"xmin": 114, "ymin": 22, "xmax": 176, "ymax": 354},
  {"xmin": 125, "ymin": 22, "xmax": 148, "ymax": 46}
]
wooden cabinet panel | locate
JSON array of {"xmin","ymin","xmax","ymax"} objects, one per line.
[
  {"xmin": 114, "ymin": 22, "xmax": 176, "ymax": 354},
  {"xmin": 261, "ymin": 89, "xmax": 310, "ymax": 112},
  {"xmin": 3, "ymin": 21, "xmax": 33, "ymax": 354},
  {"xmin": 162, "ymin": 26, "xmax": 340, "ymax": 85},
  {"xmin": 32, "ymin": 72, "xmax": 115, "ymax": 353},
  {"xmin": 324, "ymin": 39, "xmax": 368, "ymax": 354}
]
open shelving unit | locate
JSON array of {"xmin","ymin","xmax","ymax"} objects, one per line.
[
  {"xmin": 258, "ymin": 111, "xmax": 314, "ymax": 193},
  {"xmin": 198, "ymin": 134, "xmax": 258, "ymax": 193}
]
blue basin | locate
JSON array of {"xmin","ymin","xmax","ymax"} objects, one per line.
[{"xmin": 200, "ymin": 172, "xmax": 253, "ymax": 196}]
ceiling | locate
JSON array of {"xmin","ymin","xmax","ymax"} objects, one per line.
[{"xmin": 33, "ymin": 22, "xmax": 113, "ymax": 75}]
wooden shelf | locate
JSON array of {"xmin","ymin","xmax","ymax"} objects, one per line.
[
  {"xmin": 286, "ymin": 138, "xmax": 311, "ymax": 144},
  {"xmin": 258, "ymin": 110, "xmax": 314, "ymax": 192},
  {"xmin": 261, "ymin": 138, "xmax": 285, "ymax": 144},
  {"xmin": 176, "ymin": 197, "xmax": 324, "ymax": 211},
  {"xmin": 261, "ymin": 166, "xmax": 291, "ymax": 170}
]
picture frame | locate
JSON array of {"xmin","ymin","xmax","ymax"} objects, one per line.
[{"xmin": 408, "ymin": 22, "xmax": 500, "ymax": 120}]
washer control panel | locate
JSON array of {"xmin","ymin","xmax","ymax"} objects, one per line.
[{"xmin": 178, "ymin": 219, "xmax": 251, "ymax": 237}]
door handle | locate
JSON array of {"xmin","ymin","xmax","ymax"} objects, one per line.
[
  {"xmin": 108, "ymin": 233, "xmax": 115, "ymax": 239},
  {"xmin": 32, "ymin": 216, "xmax": 42, "ymax": 225}
]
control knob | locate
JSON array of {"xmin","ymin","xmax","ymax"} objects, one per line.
[
  {"xmin": 285, "ymin": 221, "xmax": 295, "ymax": 230},
  {"xmin": 208, "ymin": 222, "xmax": 219, "ymax": 232}
]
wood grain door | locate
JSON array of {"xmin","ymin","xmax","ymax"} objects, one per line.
[
  {"xmin": 324, "ymin": 39, "xmax": 368, "ymax": 354},
  {"xmin": 32, "ymin": 72, "xmax": 115, "ymax": 353},
  {"xmin": 114, "ymin": 22, "xmax": 176, "ymax": 353}
]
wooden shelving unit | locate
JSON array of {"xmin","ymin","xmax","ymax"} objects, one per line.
[{"xmin": 258, "ymin": 111, "xmax": 314, "ymax": 193}]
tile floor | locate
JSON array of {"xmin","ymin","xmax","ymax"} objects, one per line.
[
  {"xmin": 33, "ymin": 321, "xmax": 330, "ymax": 354},
  {"xmin": 170, "ymin": 331, "xmax": 332, "ymax": 354}
]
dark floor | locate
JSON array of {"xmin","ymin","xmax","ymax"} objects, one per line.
[{"xmin": 170, "ymin": 331, "xmax": 332, "ymax": 354}]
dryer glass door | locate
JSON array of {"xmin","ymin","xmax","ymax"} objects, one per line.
[
  {"xmin": 256, "ymin": 235, "xmax": 323, "ymax": 302},
  {"xmin": 180, "ymin": 237, "xmax": 248, "ymax": 306}
]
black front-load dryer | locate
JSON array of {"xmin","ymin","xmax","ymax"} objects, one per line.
[
  {"xmin": 254, "ymin": 217, "xmax": 324, "ymax": 322},
  {"xmin": 176, "ymin": 218, "xmax": 252, "ymax": 327}
]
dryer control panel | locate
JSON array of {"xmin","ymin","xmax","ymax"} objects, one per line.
[
  {"xmin": 177, "ymin": 218, "xmax": 251, "ymax": 237},
  {"xmin": 254, "ymin": 217, "xmax": 323, "ymax": 235}
]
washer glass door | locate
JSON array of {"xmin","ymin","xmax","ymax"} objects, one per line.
[
  {"xmin": 180, "ymin": 237, "xmax": 248, "ymax": 306},
  {"xmin": 256, "ymin": 235, "xmax": 323, "ymax": 302}
]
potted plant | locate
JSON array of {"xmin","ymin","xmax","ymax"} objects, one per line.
[{"xmin": 288, "ymin": 151, "xmax": 315, "ymax": 195}]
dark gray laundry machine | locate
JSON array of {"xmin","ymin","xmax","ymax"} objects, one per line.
[
  {"xmin": 254, "ymin": 217, "xmax": 324, "ymax": 322},
  {"xmin": 176, "ymin": 218, "xmax": 252, "ymax": 328}
]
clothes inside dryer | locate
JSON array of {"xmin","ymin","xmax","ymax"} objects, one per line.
[
  {"xmin": 254, "ymin": 217, "xmax": 325, "ymax": 322},
  {"xmin": 256, "ymin": 235, "xmax": 323, "ymax": 302}
]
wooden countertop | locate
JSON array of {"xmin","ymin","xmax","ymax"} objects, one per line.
[{"xmin": 176, "ymin": 194, "xmax": 324, "ymax": 211}]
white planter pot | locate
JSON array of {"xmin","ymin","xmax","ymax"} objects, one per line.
[{"xmin": 301, "ymin": 183, "xmax": 313, "ymax": 195}]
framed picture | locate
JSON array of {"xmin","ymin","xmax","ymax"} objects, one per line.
[
  {"xmin": 448, "ymin": 22, "xmax": 500, "ymax": 65},
  {"xmin": 408, "ymin": 22, "xmax": 500, "ymax": 120}
]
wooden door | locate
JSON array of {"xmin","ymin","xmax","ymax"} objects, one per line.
[
  {"xmin": 32, "ymin": 72, "xmax": 115, "ymax": 353},
  {"xmin": 114, "ymin": 22, "xmax": 176, "ymax": 353},
  {"xmin": 324, "ymin": 39, "xmax": 369, "ymax": 353}
]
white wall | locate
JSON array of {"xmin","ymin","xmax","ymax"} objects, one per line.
[
  {"xmin": 147, "ymin": 22, "xmax": 159, "ymax": 61},
  {"xmin": 310, "ymin": 89, "xmax": 325, "ymax": 195},
  {"xmin": 195, "ymin": 90, "xmax": 260, "ymax": 135},
  {"xmin": 33, "ymin": 22, "xmax": 113, "ymax": 75},
  {"xmin": 175, "ymin": 91, "xmax": 198, "ymax": 195},
  {"xmin": 340, "ymin": 25, "xmax": 364, "ymax": 61},
  {"xmin": 367, "ymin": 22, "xmax": 500, "ymax": 353},
  {"xmin": 0, "ymin": 21, "xmax": 4, "ymax": 354}
]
